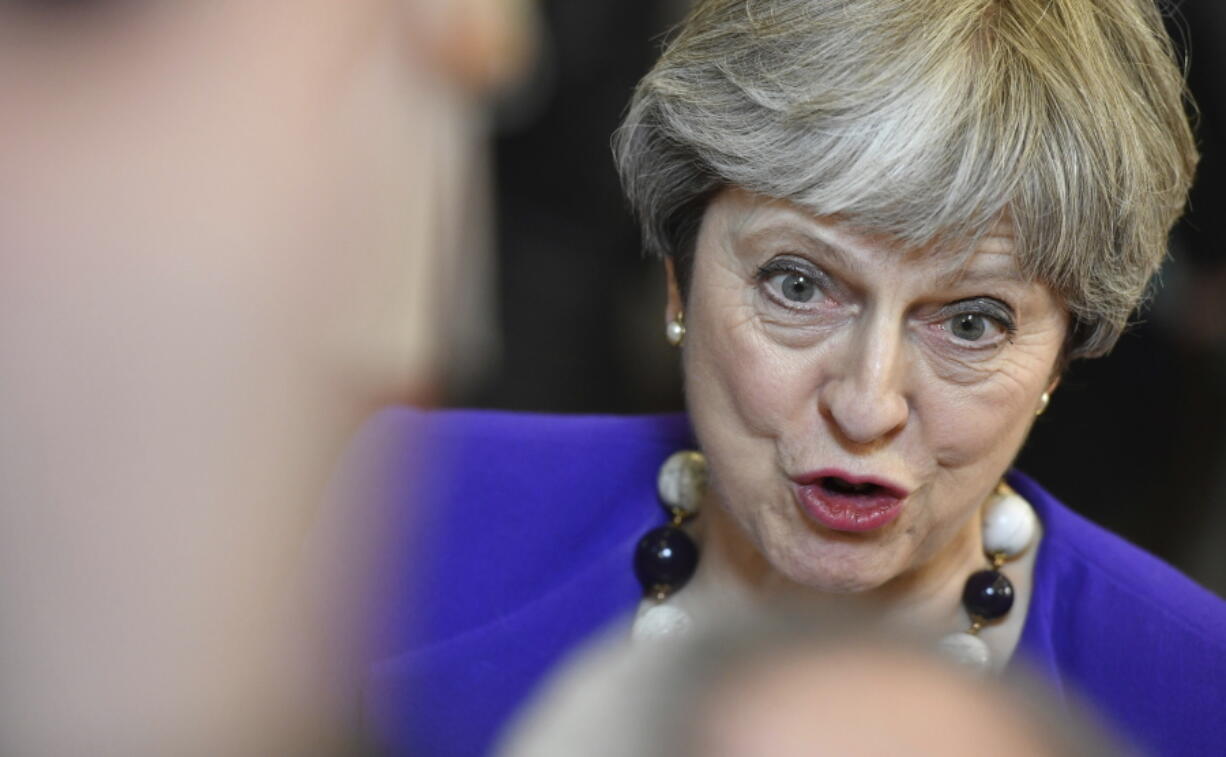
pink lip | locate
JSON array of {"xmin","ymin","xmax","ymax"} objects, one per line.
[{"xmin": 791, "ymin": 468, "xmax": 909, "ymax": 533}]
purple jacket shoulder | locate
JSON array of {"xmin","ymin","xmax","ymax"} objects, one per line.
[
  {"xmin": 354, "ymin": 409, "xmax": 692, "ymax": 757},
  {"xmin": 1010, "ymin": 470, "xmax": 1226, "ymax": 756}
]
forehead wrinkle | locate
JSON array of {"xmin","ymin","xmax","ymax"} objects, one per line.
[
  {"xmin": 718, "ymin": 189, "xmax": 1027, "ymax": 290},
  {"xmin": 931, "ymin": 244, "xmax": 1025, "ymax": 290}
]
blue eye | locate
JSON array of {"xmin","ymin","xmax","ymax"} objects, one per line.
[
  {"xmin": 938, "ymin": 296, "xmax": 1016, "ymax": 345},
  {"xmin": 942, "ymin": 300, "xmax": 1015, "ymax": 345},
  {"xmin": 949, "ymin": 312, "xmax": 989, "ymax": 341},
  {"xmin": 757, "ymin": 258, "xmax": 826, "ymax": 308},
  {"xmin": 774, "ymin": 271, "xmax": 818, "ymax": 303}
]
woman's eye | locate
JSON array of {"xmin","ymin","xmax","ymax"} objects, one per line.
[
  {"xmin": 949, "ymin": 313, "xmax": 989, "ymax": 341},
  {"xmin": 938, "ymin": 297, "xmax": 1015, "ymax": 346},
  {"xmin": 944, "ymin": 311, "xmax": 1011, "ymax": 344},
  {"xmin": 769, "ymin": 271, "xmax": 819, "ymax": 303}
]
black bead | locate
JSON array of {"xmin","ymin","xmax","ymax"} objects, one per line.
[
  {"xmin": 962, "ymin": 569, "xmax": 1014, "ymax": 621},
  {"xmin": 634, "ymin": 525, "xmax": 699, "ymax": 596}
]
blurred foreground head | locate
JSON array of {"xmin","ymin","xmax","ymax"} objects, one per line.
[
  {"xmin": 0, "ymin": 1, "xmax": 533, "ymax": 754},
  {"xmin": 678, "ymin": 615, "xmax": 1127, "ymax": 757},
  {"xmin": 503, "ymin": 606, "xmax": 1131, "ymax": 757},
  {"xmin": 1, "ymin": 0, "xmax": 534, "ymax": 401}
]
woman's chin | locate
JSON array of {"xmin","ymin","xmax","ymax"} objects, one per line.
[{"xmin": 766, "ymin": 541, "xmax": 901, "ymax": 596}]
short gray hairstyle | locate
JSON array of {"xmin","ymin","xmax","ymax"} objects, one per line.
[{"xmin": 614, "ymin": 0, "xmax": 1198, "ymax": 359}]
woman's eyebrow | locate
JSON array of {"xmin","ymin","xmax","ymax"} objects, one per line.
[
  {"xmin": 942, "ymin": 265, "xmax": 1027, "ymax": 288},
  {"xmin": 737, "ymin": 225, "xmax": 860, "ymax": 273}
]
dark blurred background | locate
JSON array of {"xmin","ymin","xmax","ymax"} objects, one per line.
[{"xmin": 450, "ymin": 0, "xmax": 1226, "ymax": 595}]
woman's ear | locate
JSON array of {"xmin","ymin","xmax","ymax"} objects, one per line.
[
  {"xmin": 664, "ymin": 257, "xmax": 683, "ymax": 324},
  {"xmin": 404, "ymin": 0, "xmax": 538, "ymax": 93}
]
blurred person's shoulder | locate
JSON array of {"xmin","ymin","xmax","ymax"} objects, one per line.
[{"xmin": 1009, "ymin": 470, "xmax": 1226, "ymax": 756}]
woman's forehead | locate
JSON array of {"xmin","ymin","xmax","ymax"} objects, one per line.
[{"xmin": 710, "ymin": 187, "xmax": 1023, "ymax": 282}]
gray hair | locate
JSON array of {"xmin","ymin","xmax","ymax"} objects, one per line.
[{"xmin": 614, "ymin": 0, "xmax": 1198, "ymax": 359}]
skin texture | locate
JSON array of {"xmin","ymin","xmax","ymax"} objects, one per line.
[
  {"xmin": 0, "ymin": 1, "xmax": 533, "ymax": 754},
  {"xmin": 670, "ymin": 187, "xmax": 1064, "ymax": 634}
]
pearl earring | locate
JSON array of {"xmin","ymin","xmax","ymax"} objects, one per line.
[
  {"xmin": 666, "ymin": 313, "xmax": 686, "ymax": 347},
  {"xmin": 1036, "ymin": 392, "xmax": 1051, "ymax": 417}
]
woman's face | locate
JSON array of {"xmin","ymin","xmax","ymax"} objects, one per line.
[{"xmin": 676, "ymin": 188, "xmax": 1067, "ymax": 593}]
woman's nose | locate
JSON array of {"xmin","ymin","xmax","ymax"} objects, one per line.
[{"xmin": 819, "ymin": 318, "xmax": 910, "ymax": 446}]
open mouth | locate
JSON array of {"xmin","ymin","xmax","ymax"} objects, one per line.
[
  {"xmin": 820, "ymin": 476, "xmax": 887, "ymax": 497},
  {"xmin": 792, "ymin": 469, "xmax": 909, "ymax": 532}
]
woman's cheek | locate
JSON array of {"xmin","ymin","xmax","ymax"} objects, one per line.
[
  {"xmin": 922, "ymin": 325, "xmax": 1061, "ymax": 465},
  {"xmin": 927, "ymin": 382, "xmax": 1033, "ymax": 475},
  {"xmin": 695, "ymin": 312, "xmax": 815, "ymax": 438}
]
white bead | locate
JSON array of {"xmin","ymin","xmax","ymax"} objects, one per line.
[
  {"xmin": 937, "ymin": 632, "xmax": 991, "ymax": 672},
  {"xmin": 632, "ymin": 602, "xmax": 693, "ymax": 642},
  {"xmin": 657, "ymin": 450, "xmax": 707, "ymax": 515},
  {"xmin": 982, "ymin": 491, "xmax": 1038, "ymax": 558}
]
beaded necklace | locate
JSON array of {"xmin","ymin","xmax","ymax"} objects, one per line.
[{"xmin": 632, "ymin": 450, "xmax": 1038, "ymax": 672}]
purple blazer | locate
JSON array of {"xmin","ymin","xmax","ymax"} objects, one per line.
[{"xmin": 355, "ymin": 409, "xmax": 1226, "ymax": 756}]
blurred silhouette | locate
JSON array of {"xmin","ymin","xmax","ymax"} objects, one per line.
[
  {"xmin": 500, "ymin": 606, "xmax": 1133, "ymax": 757},
  {"xmin": 0, "ymin": 1, "xmax": 535, "ymax": 754}
]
